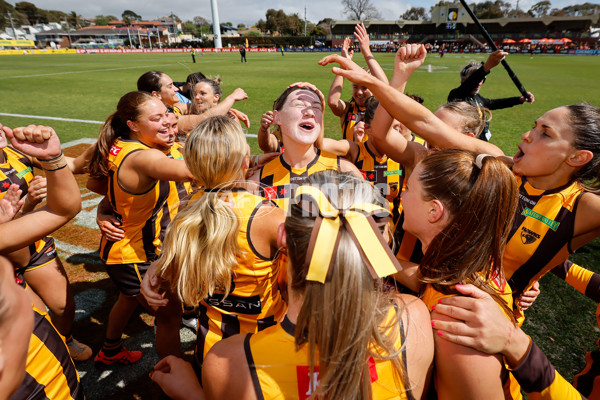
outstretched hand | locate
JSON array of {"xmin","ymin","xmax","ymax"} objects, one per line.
[
  {"xmin": 229, "ymin": 108, "xmax": 250, "ymax": 128},
  {"xmin": 2, "ymin": 125, "xmax": 61, "ymax": 160},
  {"xmin": 0, "ymin": 184, "xmax": 23, "ymax": 223},
  {"xmin": 354, "ymin": 23, "xmax": 370, "ymax": 54},
  {"xmin": 318, "ymin": 55, "xmax": 375, "ymax": 87},
  {"xmin": 341, "ymin": 36, "xmax": 354, "ymax": 59}
]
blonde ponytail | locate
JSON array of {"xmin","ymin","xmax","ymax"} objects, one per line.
[
  {"xmin": 154, "ymin": 115, "xmax": 249, "ymax": 305},
  {"xmin": 157, "ymin": 192, "xmax": 240, "ymax": 305}
]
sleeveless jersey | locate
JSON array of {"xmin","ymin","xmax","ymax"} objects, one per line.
[
  {"xmin": 0, "ymin": 147, "xmax": 57, "ymax": 272},
  {"xmin": 0, "ymin": 146, "xmax": 34, "ymax": 196},
  {"xmin": 504, "ymin": 177, "xmax": 584, "ymax": 297},
  {"xmin": 100, "ymin": 139, "xmax": 180, "ymax": 265},
  {"xmin": 423, "ymin": 276, "xmax": 522, "ymax": 400},
  {"xmin": 245, "ymin": 309, "xmax": 415, "ymax": 400},
  {"xmin": 354, "ymin": 140, "xmax": 401, "ymax": 200},
  {"xmin": 258, "ymin": 149, "xmax": 340, "ymax": 210},
  {"xmin": 10, "ymin": 306, "xmax": 83, "ymax": 400},
  {"xmin": 169, "ymin": 142, "xmax": 193, "ymax": 202},
  {"xmin": 194, "ymin": 189, "xmax": 287, "ymax": 373},
  {"xmin": 341, "ymin": 99, "xmax": 366, "ymax": 142}
]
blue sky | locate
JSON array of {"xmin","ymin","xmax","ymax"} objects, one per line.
[{"xmin": 22, "ymin": 0, "xmax": 594, "ymax": 28}]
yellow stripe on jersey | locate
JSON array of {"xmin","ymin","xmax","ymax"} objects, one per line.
[
  {"xmin": 259, "ymin": 149, "xmax": 340, "ymax": 210},
  {"xmin": 194, "ymin": 189, "xmax": 286, "ymax": 364},
  {"xmin": 100, "ymin": 139, "xmax": 179, "ymax": 265},
  {"xmin": 247, "ymin": 309, "xmax": 412, "ymax": 400},
  {"xmin": 0, "ymin": 146, "xmax": 34, "ymax": 198},
  {"xmin": 27, "ymin": 334, "xmax": 72, "ymax": 399},
  {"xmin": 504, "ymin": 176, "xmax": 584, "ymax": 296},
  {"xmin": 341, "ymin": 99, "xmax": 366, "ymax": 142}
]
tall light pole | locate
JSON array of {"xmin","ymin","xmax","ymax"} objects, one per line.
[
  {"xmin": 304, "ymin": 7, "xmax": 307, "ymax": 36},
  {"xmin": 210, "ymin": 0, "xmax": 222, "ymax": 48}
]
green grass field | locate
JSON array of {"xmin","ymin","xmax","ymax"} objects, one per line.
[{"xmin": 1, "ymin": 51, "xmax": 600, "ymax": 396}]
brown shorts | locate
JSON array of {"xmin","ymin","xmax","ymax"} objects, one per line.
[
  {"xmin": 105, "ymin": 262, "xmax": 150, "ymax": 296},
  {"xmin": 25, "ymin": 236, "xmax": 58, "ymax": 272}
]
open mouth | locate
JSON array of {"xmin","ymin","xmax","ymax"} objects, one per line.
[
  {"xmin": 299, "ymin": 122, "xmax": 315, "ymax": 131},
  {"xmin": 513, "ymin": 147, "xmax": 524, "ymax": 162}
]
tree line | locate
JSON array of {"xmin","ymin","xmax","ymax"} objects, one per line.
[
  {"xmin": 400, "ymin": 0, "xmax": 599, "ymax": 21},
  {"xmin": 2, "ymin": 0, "xmax": 598, "ymax": 36}
]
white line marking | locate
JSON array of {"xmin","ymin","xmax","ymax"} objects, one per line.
[
  {"xmin": 62, "ymin": 138, "xmax": 98, "ymax": 148},
  {"xmin": 0, "ymin": 113, "xmax": 103, "ymax": 125},
  {"xmin": 1, "ymin": 113, "xmax": 258, "ymax": 138},
  {"xmin": 0, "ymin": 63, "xmax": 180, "ymax": 79}
]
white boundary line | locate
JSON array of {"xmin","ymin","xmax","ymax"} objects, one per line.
[
  {"xmin": 0, "ymin": 113, "xmax": 258, "ymax": 138},
  {"xmin": 0, "ymin": 112, "xmax": 103, "ymax": 124}
]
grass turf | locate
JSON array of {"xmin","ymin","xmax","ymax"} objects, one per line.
[{"xmin": 1, "ymin": 51, "xmax": 600, "ymax": 397}]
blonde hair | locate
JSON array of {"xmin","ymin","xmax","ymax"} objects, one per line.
[
  {"xmin": 286, "ymin": 171, "xmax": 410, "ymax": 399},
  {"xmin": 155, "ymin": 116, "xmax": 248, "ymax": 305},
  {"xmin": 439, "ymin": 101, "xmax": 491, "ymax": 138}
]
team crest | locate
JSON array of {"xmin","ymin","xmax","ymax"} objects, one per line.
[{"xmin": 520, "ymin": 227, "xmax": 541, "ymax": 245}]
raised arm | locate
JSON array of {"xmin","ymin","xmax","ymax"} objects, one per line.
[
  {"xmin": 327, "ymin": 36, "xmax": 353, "ymax": 117},
  {"xmin": 354, "ymin": 23, "xmax": 388, "ymax": 84},
  {"xmin": 369, "ymin": 44, "xmax": 428, "ymax": 170},
  {"xmin": 0, "ymin": 125, "xmax": 81, "ymax": 253},
  {"xmin": 177, "ymin": 88, "xmax": 249, "ymax": 132},
  {"xmin": 318, "ymin": 53, "xmax": 504, "ymax": 157},
  {"xmin": 257, "ymin": 111, "xmax": 281, "ymax": 153}
]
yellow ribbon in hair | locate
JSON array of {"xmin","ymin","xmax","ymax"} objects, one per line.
[{"xmin": 294, "ymin": 185, "xmax": 401, "ymax": 284}]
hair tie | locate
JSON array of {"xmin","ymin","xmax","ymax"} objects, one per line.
[
  {"xmin": 293, "ymin": 185, "xmax": 401, "ymax": 284},
  {"xmin": 474, "ymin": 153, "xmax": 493, "ymax": 169},
  {"xmin": 203, "ymin": 187, "xmax": 221, "ymax": 193}
]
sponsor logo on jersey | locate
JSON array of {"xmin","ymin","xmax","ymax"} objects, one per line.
[
  {"xmin": 521, "ymin": 226, "xmax": 541, "ymax": 244},
  {"xmin": 205, "ymin": 293, "xmax": 262, "ymax": 315},
  {"xmin": 521, "ymin": 208, "xmax": 560, "ymax": 231},
  {"xmin": 383, "ymin": 170, "xmax": 402, "ymax": 177},
  {"xmin": 16, "ymin": 166, "xmax": 32, "ymax": 179},
  {"xmin": 263, "ymin": 184, "xmax": 292, "ymax": 200},
  {"xmin": 109, "ymin": 145, "xmax": 122, "ymax": 157}
]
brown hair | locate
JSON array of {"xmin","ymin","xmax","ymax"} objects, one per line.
[
  {"xmin": 272, "ymin": 85, "xmax": 321, "ymax": 112},
  {"xmin": 286, "ymin": 170, "xmax": 410, "ymax": 399},
  {"xmin": 89, "ymin": 91, "xmax": 157, "ymax": 178},
  {"xmin": 565, "ymin": 103, "xmax": 600, "ymax": 193},
  {"xmin": 417, "ymin": 149, "xmax": 518, "ymax": 321},
  {"xmin": 137, "ymin": 70, "xmax": 164, "ymax": 93}
]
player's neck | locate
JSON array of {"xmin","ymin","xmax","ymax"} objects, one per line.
[{"xmin": 281, "ymin": 142, "xmax": 316, "ymax": 169}]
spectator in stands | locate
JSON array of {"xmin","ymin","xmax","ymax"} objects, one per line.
[{"xmin": 448, "ymin": 50, "xmax": 535, "ymax": 141}]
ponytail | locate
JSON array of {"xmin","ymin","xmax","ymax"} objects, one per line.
[
  {"xmin": 88, "ymin": 91, "xmax": 157, "ymax": 178},
  {"xmin": 417, "ymin": 150, "xmax": 518, "ymax": 322},
  {"xmin": 156, "ymin": 192, "xmax": 240, "ymax": 305},
  {"xmin": 154, "ymin": 115, "xmax": 249, "ymax": 305}
]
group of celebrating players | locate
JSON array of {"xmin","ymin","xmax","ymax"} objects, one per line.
[{"xmin": 1, "ymin": 23, "xmax": 599, "ymax": 400}]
